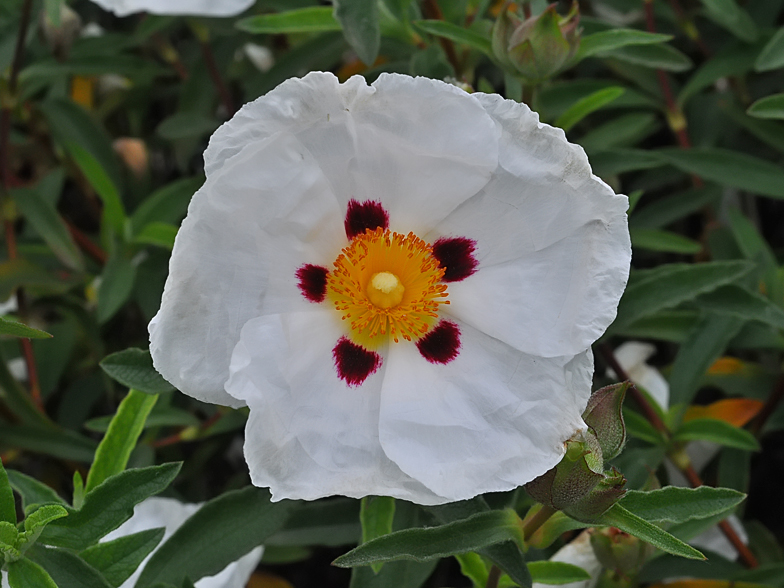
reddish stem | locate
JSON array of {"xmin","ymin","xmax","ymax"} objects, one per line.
[
  {"xmin": 198, "ymin": 40, "xmax": 235, "ymax": 117},
  {"xmin": 421, "ymin": 0, "xmax": 462, "ymax": 75},
  {"xmin": 66, "ymin": 219, "xmax": 108, "ymax": 265}
]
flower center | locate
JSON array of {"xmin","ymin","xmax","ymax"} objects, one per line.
[{"xmin": 327, "ymin": 228, "xmax": 449, "ymax": 348}]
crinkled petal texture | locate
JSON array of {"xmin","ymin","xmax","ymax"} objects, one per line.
[
  {"xmin": 102, "ymin": 497, "xmax": 263, "ymax": 588},
  {"xmin": 150, "ymin": 72, "xmax": 631, "ymax": 505},
  {"xmin": 89, "ymin": 0, "xmax": 253, "ymax": 16}
]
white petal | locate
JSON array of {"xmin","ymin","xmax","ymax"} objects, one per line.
[
  {"xmin": 432, "ymin": 93, "xmax": 630, "ymax": 358},
  {"xmin": 533, "ymin": 531, "xmax": 602, "ymax": 588},
  {"xmin": 612, "ymin": 341, "xmax": 670, "ymax": 409},
  {"xmin": 101, "ymin": 497, "xmax": 263, "ymax": 588},
  {"xmin": 378, "ymin": 320, "xmax": 593, "ymax": 501},
  {"xmin": 150, "ymin": 131, "xmax": 344, "ymax": 407},
  {"xmin": 204, "ymin": 72, "xmax": 499, "ymax": 233},
  {"xmin": 226, "ymin": 311, "xmax": 447, "ymax": 504},
  {"xmin": 90, "ymin": 0, "xmax": 253, "ymax": 16}
]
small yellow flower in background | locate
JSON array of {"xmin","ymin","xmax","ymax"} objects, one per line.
[{"xmin": 149, "ymin": 73, "xmax": 631, "ymax": 505}]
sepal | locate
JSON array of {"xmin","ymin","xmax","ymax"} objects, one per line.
[{"xmin": 582, "ymin": 382, "xmax": 628, "ymax": 462}]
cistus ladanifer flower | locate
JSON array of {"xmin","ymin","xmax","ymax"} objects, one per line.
[
  {"xmin": 89, "ymin": 0, "xmax": 253, "ymax": 17},
  {"xmin": 149, "ymin": 72, "xmax": 631, "ymax": 505}
]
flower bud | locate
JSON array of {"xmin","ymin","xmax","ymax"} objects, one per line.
[
  {"xmin": 40, "ymin": 3, "xmax": 82, "ymax": 60},
  {"xmin": 582, "ymin": 382, "xmax": 628, "ymax": 461},
  {"xmin": 113, "ymin": 138, "xmax": 149, "ymax": 178},
  {"xmin": 590, "ymin": 527, "xmax": 653, "ymax": 576},
  {"xmin": 565, "ymin": 467, "xmax": 627, "ymax": 522},
  {"xmin": 491, "ymin": 2, "xmax": 581, "ymax": 83}
]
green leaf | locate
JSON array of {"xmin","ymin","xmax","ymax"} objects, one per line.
[
  {"xmin": 130, "ymin": 177, "xmax": 201, "ymax": 235},
  {"xmin": 630, "ymin": 186, "xmax": 720, "ymax": 229},
  {"xmin": 589, "ymin": 148, "xmax": 665, "ymax": 176},
  {"xmin": 611, "ymin": 261, "xmax": 753, "ymax": 330},
  {"xmin": 361, "ymin": 496, "xmax": 396, "ymax": 573},
  {"xmin": 695, "ymin": 285, "xmax": 784, "ymax": 329},
  {"xmin": 620, "ymin": 487, "xmax": 746, "ymax": 524},
  {"xmin": 85, "ymin": 389, "xmax": 158, "ymax": 493},
  {"xmin": 6, "ymin": 470, "xmax": 66, "ymax": 511},
  {"xmin": 100, "ymin": 348, "xmax": 175, "ymax": 394},
  {"xmin": 747, "ymin": 93, "xmax": 784, "ymax": 120},
  {"xmin": 267, "ymin": 498, "xmax": 360, "ymax": 547},
  {"xmin": 85, "ymin": 405, "xmax": 198, "ymax": 434},
  {"xmin": 700, "ymin": 0, "xmax": 758, "ymax": 43},
  {"xmin": 6, "ymin": 557, "xmax": 58, "ymax": 588},
  {"xmin": 39, "ymin": 463, "xmax": 181, "ymax": 550},
  {"xmin": 349, "ymin": 560, "xmax": 439, "ymax": 588},
  {"xmin": 0, "ymin": 426, "xmax": 97, "ymax": 463},
  {"xmin": 27, "ymin": 545, "xmax": 112, "ymax": 588},
  {"xmin": 675, "ymin": 418, "xmax": 760, "ymax": 451},
  {"xmin": 135, "ymin": 487, "xmax": 291, "ymax": 588},
  {"xmin": 81, "ymin": 528, "xmax": 165, "ymax": 588},
  {"xmin": 630, "ymin": 228, "xmax": 702, "ymax": 254},
  {"xmin": 0, "ymin": 457, "xmax": 15, "ymax": 525},
  {"xmin": 679, "ymin": 42, "xmax": 761, "ymax": 107},
  {"xmin": 597, "ymin": 504, "xmax": 705, "ymax": 560},
  {"xmin": 575, "ymin": 29, "xmax": 672, "ymax": 60},
  {"xmin": 0, "ymin": 258, "xmax": 79, "ymax": 302},
  {"xmin": 236, "ymin": 7, "xmax": 341, "ymax": 33},
  {"xmin": 134, "ymin": 222, "xmax": 178, "ymax": 250},
  {"xmin": 668, "ymin": 314, "xmax": 745, "ymax": 407},
  {"xmin": 555, "ymin": 87, "xmax": 625, "ymax": 132},
  {"xmin": 11, "ymin": 184, "xmax": 84, "ymax": 271},
  {"xmin": 579, "ymin": 112, "xmax": 660, "ymax": 152},
  {"xmin": 414, "ymin": 20, "xmax": 492, "ymax": 55},
  {"xmin": 155, "ymin": 113, "xmax": 218, "ymax": 141},
  {"xmin": 655, "ymin": 147, "xmax": 784, "ymax": 199},
  {"xmin": 23, "ymin": 505, "xmax": 68, "ymax": 535},
  {"xmin": 67, "ymin": 142, "xmax": 126, "ymax": 235},
  {"xmin": 334, "ymin": 0, "xmax": 380, "ymax": 65},
  {"xmin": 603, "ymin": 43, "xmax": 693, "ymax": 72},
  {"xmin": 0, "ymin": 317, "xmax": 52, "ymax": 339},
  {"xmin": 97, "ymin": 253, "xmax": 137, "ymax": 324},
  {"xmin": 756, "ymin": 27, "xmax": 784, "ymax": 71},
  {"xmin": 623, "ymin": 408, "xmax": 666, "ymax": 446},
  {"xmin": 528, "ymin": 561, "xmax": 591, "ymax": 585},
  {"xmin": 333, "ymin": 509, "xmax": 525, "ymax": 568}
]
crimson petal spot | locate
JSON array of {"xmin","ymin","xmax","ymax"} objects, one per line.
[
  {"xmin": 296, "ymin": 264, "xmax": 329, "ymax": 302},
  {"xmin": 416, "ymin": 320, "xmax": 461, "ymax": 364},
  {"xmin": 432, "ymin": 237, "xmax": 478, "ymax": 282},
  {"xmin": 333, "ymin": 337, "xmax": 382, "ymax": 386},
  {"xmin": 344, "ymin": 199, "xmax": 389, "ymax": 240}
]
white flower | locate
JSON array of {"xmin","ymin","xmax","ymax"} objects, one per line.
[
  {"xmin": 149, "ymin": 72, "xmax": 631, "ymax": 505},
  {"xmin": 102, "ymin": 497, "xmax": 263, "ymax": 588},
  {"xmin": 89, "ymin": 0, "xmax": 253, "ymax": 17},
  {"xmin": 608, "ymin": 341, "xmax": 669, "ymax": 408},
  {"xmin": 533, "ymin": 531, "xmax": 601, "ymax": 588}
]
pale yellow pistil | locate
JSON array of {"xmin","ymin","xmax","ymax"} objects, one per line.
[{"xmin": 367, "ymin": 272, "xmax": 405, "ymax": 309}]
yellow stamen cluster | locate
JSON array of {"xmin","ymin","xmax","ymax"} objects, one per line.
[{"xmin": 327, "ymin": 228, "xmax": 449, "ymax": 348}]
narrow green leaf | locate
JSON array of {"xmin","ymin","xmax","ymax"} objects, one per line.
[
  {"xmin": 656, "ymin": 147, "xmax": 784, "ymax": 199},
  {"xmin": 630, "ymin": 228, "xmax": 702, "ymax": 254},
  {"xmin": 24, "ymin": 505, "xmax": 68, "ymax": 534},
  {"xmin": 81, "ymin": 528, "xmax": 165, "ymax": 588},
  {"xmin": 580, "ymin": 112, "xmax": 660, "ymax": 152},
  {"xmin": 414, "ymin": 20, "xmax": 492, "ymax": 55},
  {"xmin": 747, "ymin": 93, "xmax": 784, "ymax": 120},
  {"xmin": 100, "ymin": 348, "xmax": 175, "ymax": 394},
  {"xmin": 675, "ymin": 418, "xmax": 760, "ymax": 451},
  {"xmin": 700, "ymin": 0, "xmax": 758, "ymax": 43},
  {"xmin": 679, "ymin": 42, "xmax": 760, "ymax": 107},
  {"xmin": 349, "ymin": 560, "xmax": 439, "ymax": 588},
  {"xmin": 236, "ymin": 7, "xmax": 341, "ymax": 34},
  {"xmin": 85, "ymin": 405, "xmax": 198, "ymax": 434},
  {"xmin": 333, "ymin": 509, "xmax": 525, "ymax": 568},
  {"xmin": 156, "ymin": 113, "xmax": 218, "ymax": 141},
  {"xmin": 623, "ymin": 408, "xmax": 666, "ymax": 446},
  {"xmin": 723, "ymin": 103, "xmax": 784, "ymax": 154},
  {"xmin": 589, "ymin": 148, "xmax": 666, "ymax": 176},
  {"xmin": 0, "ymin": 426, "xmax": 97, "ymax": 463},
  {"xmin": 598, "ymin": 504, "xmax": 705, "ymax": 560},
  {"xmin": 27, "ymin": 545, "xmax": 112, "ymax": 588},
  {"xmin": 361, "ymin": 496, "xmax": 396, "ymax": 573},
  {"xmin": 135, "ymin": 487, "xmax": 292, "ymax": 588},
  {"xmin": 85, "ymin": 389, "xmax": 158, "ymax": 493},
  {"xmin": 67, "ymin": 142, "xmax": 126, "ymax": 235},
  {"xmin": 0, "ymin": 258, "xmax": 78, "ymax": 302},
  {"xmin": 528, "ymin": 561, "xmax": 591, "ymax": 585},
  {"xmin": 39, "ymin": 463, "xmax": 181, "ymax": 550},
  {"xmin": 134, "ymin": 222, "xmax": 178, "ymax": 250},
  {"xmin": 130, "ymin": 177, "xmax": 201, "ymax": 236},
  {"xmin": 0, "ymin": 457, "xmax": 15, "ymax": 525},
  {"xmin": 630, "ymin": 186, "xmax": 721, "ymax": 229},
  {"xmin": 6, "ymin": 470, "xmax": 66, "ymax": 511},
  {"xmin": 620, "ymin": 487, "xmax": 746, "ymax": 524},
  {"xmin": 97, "ymin": 254, "xmax": 137, "ymax": 324},
  {"xmin": 695, "ymin": 285, "xmax": 784, "ymax": 329},
  {"xmin": 756, "ymin": 27, "xmax": 784, "ymax": 71},
  {"xmin": 668, "ymin": 314, "xmax": 745, "ymax": 407},
  {"xmin": 575, "ymin": 29, "xmax": 672, "ymax": 60},
  {"xmin": 612, "ymin": 261, "xmax": 753, "ymax": 330},
  {"xmin": 266, "ymin": 498, "xmax": 359, "ymax": 547},
  {"xmin": 11, "ymin": 184, "xmax": 84, "ymax": 271},
  {"xmin": 0, "ymin": 317, "xmax": 52, "ymax": 339},
  {"xmin": 555, "ymin": 87, "xmax": 625, "ymax": 132},
  {"xmin": 603, "ymin": 43, "xmax": 693, "ymax": 72},
  {"xmin": 6, "ymin": 557, "xmax": 58, "ymax": 588},
  {"xmin": 334, "ymin": 0, "xmax": 380, "ymax": 65}
]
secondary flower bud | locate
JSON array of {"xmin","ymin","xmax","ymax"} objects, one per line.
[
  {"xmin": 590, "ymin": 526, "xmax": 653, "ymax": 576},
  {"xmin": 492, "ymin": 2, "xmax": 581, "ymax": 83}
]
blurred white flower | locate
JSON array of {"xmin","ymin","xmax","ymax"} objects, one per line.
[
  {"xmin": 149, "ymin": 72, "xmax": 631, "ymax": 505},
  {"xmin": 102, "ymin": 497, "xmax": 263, "ymax": 588},
  {"xmin": 89, "ymin": 0, "xmax": 254, "ymax": 17},
  {"xmin": 533, "ymin": 531, "xmax": 601, "ymax": 588},
  {"xmin": 608, "ymin": 341, "xmax": 669, "ymax": 408},
  {"xmin": 242, "ymin": 43, "xmax": 274, "ymax": 72}
]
